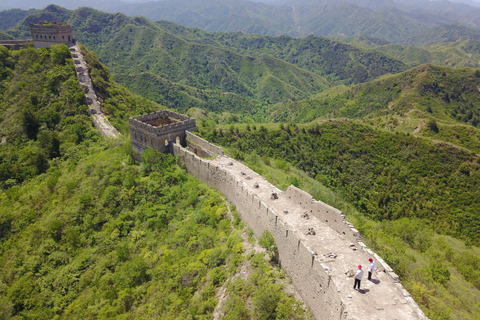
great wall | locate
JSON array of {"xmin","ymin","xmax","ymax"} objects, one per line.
[
  {"xmin": 4, "ymin": 21, "xmax": 429, "ymax": 320},
  {"xmin": 130, "ymin": 112, "xmax": 429, "ymax": 320}
]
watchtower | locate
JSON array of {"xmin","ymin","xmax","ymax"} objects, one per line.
[
  {"xmin": 30, "ymin": 21, "xmax": 75, "ymax": 49},
  {"xmin": 129, "ymin": 110, "xmax": 197, "ymax": 154}
]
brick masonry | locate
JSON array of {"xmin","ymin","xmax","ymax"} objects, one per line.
[
  {"xmin": 129, "ymin": 111, "xmax": 196, "ymax": 154},
  {"xmin": 169, "ymin": 132, "xmax": 429, "ymax": 320}
]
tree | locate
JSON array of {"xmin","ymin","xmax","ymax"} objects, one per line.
[
  {"xmin": 426, "ymin": 119, "xmax": 438, "ymax": 133},
  {"xmin": 50, "ymin": 44, "xmax": 70, "ymax": 65}
]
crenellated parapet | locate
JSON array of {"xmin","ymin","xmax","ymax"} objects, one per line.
[
  {"xmin": 30, "ymin": 21, "xmax": 75, "ymax": 49},
  {"xmin": 129, "ymin": 110, "xmax": 196, "ymax": 153},
  {"xmin": 171, "ymin": 133, "xmax": 429, "ymax": 320}
]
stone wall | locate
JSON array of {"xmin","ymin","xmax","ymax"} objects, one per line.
[
  {"xmin": 186, "ymin": 131, "xmax": 224, "ymax": 158},
  {"xmin": 285, "ymin": 186, "xmax": 360, "ymax": 244},
  {"xmin": 173, "ymin": 144, "xmax": 346, "ymax": 319},
  {"xmin": 171, "ymin": 133, "xmax": 428, "ymax": 320},
  {"xmin": 30, "ymin": 22, "xmax": 74, "ymax": 49},
  {"xmin": 0, "ymin": 40, "xmax": 33, "ymax": 49},
  {"xmin": 129, "ymin": 111, "xmax": 196, "ymax": 154},
  {"xmin": 70, "ymin": 44, "xmax": 119, "ymax": 138}
]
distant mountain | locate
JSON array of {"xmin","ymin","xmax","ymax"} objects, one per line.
[
  {"xmin": 7, "ymin": 5, "xmax": 412, "ymax": 113},
  {"xmin": 403, "ymin": 23, "xmax": 480, "ymax": 46},
  {"xmin": 111, "ymin": 0, "xmax": 480, "ymax": 44},
  {"xmin": 333, "ymin": 30, "xmax": 480, "ymax": 69},
  {"xmin": 4, "ymin": 0, "xmax": 480, "ymax": 45},
  {"xmin": 374, "ymin": 39, "xmax": 480, "ymax": 69},
  {"xmin": 0, "ymin": 8, "xmax": 37, "ymax": 31},
  {"xmin": 0, "ymin": 30, "xmax": 15, "ymax": 40},
  {"xmin": 157, "ymin": 21, "xmax": 408, "ymax": 84}
]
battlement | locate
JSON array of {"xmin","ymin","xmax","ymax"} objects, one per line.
[
  {"xmin": 129, "ymin": 110, "xmax": 196, "ymax": 153},
  {"xmin": 171, "ymin": 136, "xmax": 428, "ymax": 320},
  {"xmin": 30, "ymin": 21, "xmax": 74, "ymax": 49}
]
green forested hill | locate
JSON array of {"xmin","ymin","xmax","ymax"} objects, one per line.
[
  {"xmin": 402, "ymin": 23, "xmax": 480, "ymax": 46},
  {"xmin": 7, "ymin": 6, "xmax": 330, "ymax": 105},
  {"xmin": 0, "ymin": 31, "xmax": 14, "ymax": 41},
  {"xmin": 0, "ymin": 44, "xmax": 159, "ymax": 188},
  {"xmin": 0, "ymin": 44, "xmax": 91, "ymax": 188},
  {"xmin": 6, "ymin": 5, "xmax": 416, "ymax": 111},
  {"xmin": 115, "ymin": 72, "xmax": 259, "ymax": 114},
  {"xmin": 157, "ymin": 22, "xmax": 408, "ymax": 85},
  {"xmin": 96, "ymin": 24, "xmax": 330, "ymax": 104},
  {"xmin": 108, "ymin": 0, "xmax": 480, "ymax": 44},
  {"xmin": 0, "ymin": 8, "xmax": 38, "ymax": 31},
  {"xmin": 374, "ymin": 40, "xmax": 480, "ymax": 69},
  {"xmin": 266, "ymin": 64, "xmax": 480, "ymax": 153},
  {"xmin": 335, "ymin": 32, "xmax": 480, "ymax": 69},
  {"xmin": 0, "ymin": 45, "xmax": 312, "ymax": 319}
]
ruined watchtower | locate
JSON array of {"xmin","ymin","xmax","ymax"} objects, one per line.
[
  {"xmin": 30, "ymin": 21, "xmax": 74, "ymax": 49},
  {"xmin": 129, "ymin": 110, "xmax": 196, "ymax": 154}
]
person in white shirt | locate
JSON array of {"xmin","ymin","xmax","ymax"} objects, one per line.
[
  {"xmin": 354, "ymin": 265, "xmax": 364, "ymax": 290},
  {"xmin": 368, "ymin": 258, "xmax": 375, "ymax": 280}
]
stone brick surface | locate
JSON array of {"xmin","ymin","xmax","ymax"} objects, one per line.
[{"xmin": 170, "ymin": 133, "xmax": 429, "ymax": 320}]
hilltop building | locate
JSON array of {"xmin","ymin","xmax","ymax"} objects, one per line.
[
  {"xmin": 129, "ymin": 111, "xmax": 197, "ymax": 154},
  {"xmin": 30, "ymin": 21, "xmax": 74, "ymax": 49}
]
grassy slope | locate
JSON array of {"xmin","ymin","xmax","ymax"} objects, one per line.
[{"xmin": 267, "ymin": 64, "xmax": 480, "ymax": 154}]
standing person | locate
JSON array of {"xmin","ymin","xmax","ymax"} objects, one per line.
[
  {"xmin": 368, "ymin": 258, "xmax": 375, "ymax": 280},
  {"xmin": 354, "ymin": 265, "xmax": 363, "ymax": 290}
]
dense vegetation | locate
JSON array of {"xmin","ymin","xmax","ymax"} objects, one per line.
[
  {"xmin": 0, "ymin": 44, "xmax": 158, "ymax": 189},
  {"xmin": 0, "ymin": 45, "xmax": 311, "ymax": 319},
  {"xmin": 266, "ymin": 64, "xmax": 480, "ymax": 153},
  {"xmin": 107, "ymin": 0, "xmax": 480, "ymax": 44},
  {"xmin": 0, "ymin": 44, "xmax": 90, "ymax": 188},
  {"xmin": 115, "ymin": 72, "xmax": 258, "ymax": 115},
  {"xmin": 0, "ymin": 8, "xmax": 38, "ymax": 31},
  {"xmin": 0, "ymin": 141, "xmax": 312, "ymax": 319},
  {"xmin": 158, "ymin": 22, "xmax": 407, "ymax": 85},
  {"xmin": 204, "ymin": 121, "xmax": 480, "ymax": 243},
  {"xmin": 202, "ymin": 121, "xmax": 480, "ymax": 319}
]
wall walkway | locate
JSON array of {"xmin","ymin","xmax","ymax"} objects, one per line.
[
  {"xmin": 69, "ymin": 43, "xmax": 120, "ymax": 138},
  {"xmin": 174, "ymin": 133, "xmax": 429, "ymax": 320}
]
